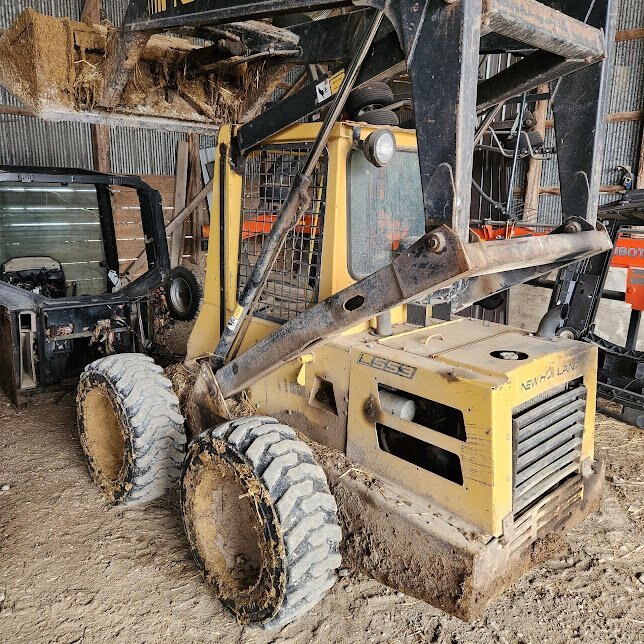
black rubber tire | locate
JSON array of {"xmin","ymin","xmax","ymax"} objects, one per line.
[
  {"xmin": 347, "ymin": 82, "xmax": 394, "ymax": 116},
  {"xmin": 165, "ymin": 266, "xmax": 202, "ymax": 321},
  {"xmin": 181, "ymin": 416, "xmax": 342, "ymax": 629},
  {"xmin": 272, "ymin": 13, "xmax": 312, "ymax": 28},
  {"xmin": 358, "ymin": 108, "xmax": 399, "ymax": 126},
  {"xmin": 522, "ymin": 110, "xmax": 536, "ymax": 128},
  {"xmin": 77, "ymin": 354, "xmax": 186, "ymax": 505}
]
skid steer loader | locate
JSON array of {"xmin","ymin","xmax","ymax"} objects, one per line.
[{"xmin": 69, "ymin": 0, "xmax": 617, "ymax": 630}]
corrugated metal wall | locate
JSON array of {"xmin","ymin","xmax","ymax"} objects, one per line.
[
  {"xmin": 1, "ymin": 0, "xmax": 642, "ymax": 188},
  {"xmin": 538, "ymin": 0, "xmax": 644, "ymax": 224},
  {"xmin": 0, "ymin": 0, "xmax": 192, "ymax": 175}
]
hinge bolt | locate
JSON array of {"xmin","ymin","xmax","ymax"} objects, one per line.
[
  {"xmin": 564, "ymin": 221, "xmax": 582, "ymax": 234},
  {"xmin": 426, "ymin": 232, "xmax": 446, "ymax": 253}
]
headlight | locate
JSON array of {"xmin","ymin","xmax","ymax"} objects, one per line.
[{"xmin": 363, "ymin": 129, "xmax": 396, "ymax": 167}]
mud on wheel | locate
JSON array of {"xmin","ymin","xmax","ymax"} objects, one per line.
[
  {"xmin": 76, "ymin": 354, "xmax": 186, "ymax": 505},
  {"xmin": 181, "ymin": 416, "xmax": 342, "ymax": 629}
]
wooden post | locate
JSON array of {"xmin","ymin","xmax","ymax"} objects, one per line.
[
  {"xmin": 184, "ymin": 134, "xmax": 210, "ymax": 263},
  {"xmin": 81, "ymin": 0, "xmax": 101, "ymax": 25},
  {"xmin": 123, "ymin": 180, "xmax": 213, "ymax": 278},
  {"xmin": 523, "ymin": 85, "xmax": 549, "ymax": 222},
  {"xmin": 170, "ymin": 142, "xmax": 189, "ymax": 268},
  {"xmin": 82, "ymin": 0, "xmax": 111, "ymax": 173},
  {"xmin": 91, "ymin": 124, "xmax": 111, "ymax": 173}
]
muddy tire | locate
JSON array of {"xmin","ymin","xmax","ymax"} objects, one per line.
[
  {"xmin": 76, "ymin": 354, "xmax": 186, "ymax": 505},
  {"xmin": 181, "ymin": 416, "xmax": 342, "ymax": 629}
]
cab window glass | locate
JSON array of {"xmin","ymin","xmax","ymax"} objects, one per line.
[{"xmin": 348, "ymin": 150, "xmax": 425, "ymax": 278}]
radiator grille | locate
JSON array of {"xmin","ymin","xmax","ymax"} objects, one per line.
[
  {"xmin": 238, "ymin": 143, "xmax": 328, "ymax": 323},
  {"xmin": 512, "ymin": 381, "xmax": 586, "ymax": 517}
]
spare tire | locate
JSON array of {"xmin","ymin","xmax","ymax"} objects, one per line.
[
  {"xmin": 165, "ymin": 266, "xmax": 202, "ymax": 321},
  {"xmin": 358, "ymin": 108, "xmax": 399, "ymax": 127},
  {"xmin": 347, "ymin": 82, "xmax": 394, "ymax": 116}
]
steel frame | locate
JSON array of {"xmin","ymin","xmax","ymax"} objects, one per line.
[
  {"xmin": 0, "ymin": 167, "xmax": 170, "ymax": 295},
  {"xmin": 213, "ymin": 221, "xmax": 611, "ymax": 399},
  {"xmin": 118, "ymin": 0, "xmax": 611, "ymax": 236},
  {"xmin": 0, "ymin": 166, "xmax": 171, "ymax": 403},
  {"xmin": 113, "ymin": 0, "xmax": 616, "ymax": 396}
]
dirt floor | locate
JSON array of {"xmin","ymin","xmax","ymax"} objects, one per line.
[{"xmin": 0, "ymin": 386, "xmax": 643, "ymax": 644}]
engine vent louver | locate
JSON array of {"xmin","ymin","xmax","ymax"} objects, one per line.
[{"xmin": 512, "ymin": 382, "xmax": 586, "ymax": 517}]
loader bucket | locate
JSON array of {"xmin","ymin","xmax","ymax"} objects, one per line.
[{"xmin": 0, "ymin": 9, "xmax": 256, "ymax": 133}]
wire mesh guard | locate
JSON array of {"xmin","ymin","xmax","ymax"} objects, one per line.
[{"xmin": 238, "ymin": 144, "xmax": 328, "ymax": 323}]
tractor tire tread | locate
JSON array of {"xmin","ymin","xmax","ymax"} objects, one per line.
[
  {"xmin": 185, "ymin": 416, "xmax": 341, "ymax": 629},
  {"xmin": 77, "ymin": 355, "xmax": 186, "ymax": 506}
]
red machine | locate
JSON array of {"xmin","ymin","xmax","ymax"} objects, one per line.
[{"xmin": 611, "ymin": 228, "xmax": 644, "ymax": 312}]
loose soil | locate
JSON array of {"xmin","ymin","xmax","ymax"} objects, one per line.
[{"xmin": 0, "ymin": 387, "xmax": 643, "ymax": 643}]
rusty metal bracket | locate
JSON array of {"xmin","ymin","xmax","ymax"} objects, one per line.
[{"xmin": 213, "ymin": 223, "xmax": 612, "ymax": 399}]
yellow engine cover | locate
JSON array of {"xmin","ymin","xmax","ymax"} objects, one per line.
[{"xmin": 345, "ymin": 318, "xmax": 598, "ymax": 536}]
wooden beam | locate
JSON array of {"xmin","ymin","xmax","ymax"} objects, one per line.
[
  {"xmin": 540, "ymin": 185, "xmax": 624, "ymax": 196},
  {"xmin": 186, "ymin": 133, "xmax": 209, "ymax": 263},
  {"xmin": 616, "ymin": 28, "xmax": 644, "ymax": 43},
  {"xmin": 100, "ymin": 30, "xmax": 151, "ymax": 108},
  {"xmin": 545, "ymin": 110, "xmax": 644, "ymax": 129},
  {"xmin": 170, "ymin": 141, "xmax": 189, "ymax": 268},
  {"xmin": 523, "ymin": 84, "xmax": 548, "ymax": 220},
  {"xmin": 606, "ymin": 111, "xmax": 644, "ymax": 123},
  {"xmin": 163, "ymin": 180, "xmax": 213, "ymax": 236},
  {"xmin": 83, "ymin": 0, "xmax": 111, "ymax": 174},
  {"xmin": 91, "ymin": 124, "xmax": 111, "ymax": 173},
  {"xmin": 514, "ymin": 185, "xmax": 626, "ymax": 197},
  {"xmin": 0, "ymin": 104, "xmax": 35, "ymax": 117},
  {"xmin": 81, "ymin": 0, "xmax": 101, "ymax": 25},
  {"xmin": 123, "ymin": 179, "xmax": 213, "ymax": 278}
]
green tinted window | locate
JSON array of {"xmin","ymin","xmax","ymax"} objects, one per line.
[{"xmin": 348, "ymin": 150, "xmax": 425, "ymax": 278}]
